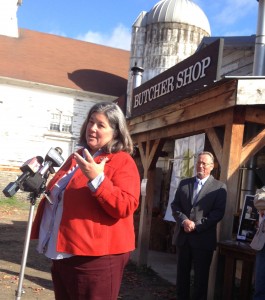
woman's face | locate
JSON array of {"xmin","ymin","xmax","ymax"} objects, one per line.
[{"xmin": 86, "ymin": 112, "xmax": 115, "ymax": 154}]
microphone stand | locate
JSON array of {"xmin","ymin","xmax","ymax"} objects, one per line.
[
  {"xmin": 15, "ymin": 192, "xmax": 38, "ymax": 300},
  {"xmin": 2, "ymin": 147, "xmax": 64, "ymax": 299}
]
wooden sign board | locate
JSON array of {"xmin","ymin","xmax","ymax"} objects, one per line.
[
  {"xmin": 237, "ymin": 195, "xmax": 259, "ymax": 243},
  {"xmin": 131, "ymin": 38, "xmax": 224, "ymax": 118}
]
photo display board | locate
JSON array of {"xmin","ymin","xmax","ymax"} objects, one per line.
[{"xmin": 237, "ymin": 195, "xmax": 259, "ymax": 242}]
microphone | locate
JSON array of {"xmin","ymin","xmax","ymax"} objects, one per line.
[
  {"xmin": 2, "ymin": 147, "xmax": 64, "ymax": 198},
  {"xmin": 20, "ymin": 156, "xmax": 44, "ymax": 174},
  {"xmin": 22, "ymin": 147, "xmax": 64, "ymax": 194},
  {"xmin": 2, "ymin": 156, "xmax": 44, "ymax": 197},
  {"xmin": 39, "ymin": 147, "xmax": 64, "ymax": 176}
]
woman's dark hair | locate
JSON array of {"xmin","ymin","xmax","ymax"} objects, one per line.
[{"xmin": 79, "ymin": 102, "xmax": 134, "ymax": 154}]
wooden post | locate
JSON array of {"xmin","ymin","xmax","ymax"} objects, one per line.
[
  {"xmin": 220, "ymin": 121, "xmax": 245, "ymax": 240},
  {"xmin": 136, "ymin": 168, "xmax": 156, "ymax": 265},
  {"xmin": 208, "ymin": 118, "xmax": 245, "ymax": 300},
  {"xmin": 135, "ymin": 138, "xmax": 165, "ymax": 266}
]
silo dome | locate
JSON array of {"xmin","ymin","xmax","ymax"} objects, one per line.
[
  {"xmin": 127, "ymin": 0, "xmax": 211, "ymax": 115},
  {"xmin": 147, "ymin": 0, "xmax": 210, "ymax": 35}
]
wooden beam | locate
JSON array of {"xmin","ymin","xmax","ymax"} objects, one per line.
[
  {"xmin": 136, "ymin": 169, "xmax": 156, "ymax": 266},
  {"xmin": 147, "ymin": 139, "xmax": 163, "ymax": 169},
  {"xmin": 136, "ymin": 138, "xmax": 166, "ymax": 266},
  {"xmin": 128, "ymin": 79, "xmax": 237, "ymax": 126},
  {"xmin": 208, "ymin": 121, "xmax": 245, "ymax": 300},
  {"xmin": 241, "ymin": 128, "xmax": 265, "ymax": 165},
  {"xmin": 220, "ymin": 122, "xmax": 245, "ymax": 240},
  {"xmin": 138, "ymin": 142, "xmax": 146, "ymax": 175},
  {"xmin": 137, "ymin": 139, "xmax": 165, "ymax": 175},
  {"xmin": 132, "ymin": 109, "xmax": 234, "ymax": 143},
  {"xmin": 128, "ymin": 80, "xmax": 237, "ymax": 136},
  {"xmin": 205, "ymin": 127, "xmax": 223, "ymax": 165},
  {"xmin": 245, "ymin": 107, "xmax": 265, "ymax": 125}
]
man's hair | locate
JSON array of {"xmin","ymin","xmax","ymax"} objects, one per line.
[{"xmin": 197, "ymin": 151, "xmax": 214, "ymax": 163}]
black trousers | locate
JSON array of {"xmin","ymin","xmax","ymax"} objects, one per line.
[
  {"xmin": 51, "ymin": 252, "xmax": 130, "ymax": 300},
  {"xmin": 176, "ymin": 241, "xmax": 213, "ymax": 300}
]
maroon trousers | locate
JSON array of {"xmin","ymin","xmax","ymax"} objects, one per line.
[{"xmin": 51, "ymin": 252, "xmax": 130, "ymax": 300}]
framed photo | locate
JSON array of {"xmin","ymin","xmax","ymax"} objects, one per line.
[{"xmin": 237, "ymin": 195, "xmax": 259, "ymax": 242}]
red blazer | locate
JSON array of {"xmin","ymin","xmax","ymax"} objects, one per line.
[{"xmin": 31, "ymin": 149, "xmax": 140, "ymax": 256}]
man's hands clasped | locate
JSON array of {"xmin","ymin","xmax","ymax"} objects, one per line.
[{"xmin": 182, "ymin": 219, "xmax": 196, "ymax": 233}]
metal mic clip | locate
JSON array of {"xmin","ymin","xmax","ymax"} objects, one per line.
[{"xmin": 44, "ymin": 191, "xmax": 53, "ymax": 205}]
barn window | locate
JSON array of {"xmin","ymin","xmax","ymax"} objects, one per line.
[{"xmin": 50, "ymin": 111, "xmax": 72, "ymax": 133}]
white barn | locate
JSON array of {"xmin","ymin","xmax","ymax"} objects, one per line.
[{"xmin": 0, "ymin": 1, "xmax": 130, "ymax": 194}]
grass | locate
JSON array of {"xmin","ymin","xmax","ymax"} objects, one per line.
[{"xmin": 0, "ymin": 196, "xmax": 31, "ymax": 210}]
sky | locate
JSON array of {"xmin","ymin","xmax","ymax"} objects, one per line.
[{"xmin": 17, "ymin": 0, "xmax": 259, "ymax": 50}]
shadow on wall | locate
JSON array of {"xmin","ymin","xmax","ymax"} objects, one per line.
[{"xmin": 68, "ymin": 69, "xmax": 127, "ymax": 97}]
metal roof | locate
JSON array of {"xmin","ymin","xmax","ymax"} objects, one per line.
[
  {"xmin": 145, "ymin": 0, "xmax": 210, "ymax": 34},
  {"xmin": 197, "ymin": 35, "xmax": 256, "ymax": 51}
]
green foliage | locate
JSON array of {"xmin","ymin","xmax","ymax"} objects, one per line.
[{"xmin": 0, "ymin": 196, "xmax": 29, "ymax": 210}]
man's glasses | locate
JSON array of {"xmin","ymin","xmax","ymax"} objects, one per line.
[{"xmin": 197, "ymin": 161, "xmax": 212, "ymax": 167}]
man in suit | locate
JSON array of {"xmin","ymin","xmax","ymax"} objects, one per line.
[{"xmin": 171, "ymin": 151, "xmax": 227, "ymax": 300}]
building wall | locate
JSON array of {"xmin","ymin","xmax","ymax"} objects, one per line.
[
  {"xmin": 221, "ymin": 49, "xmax": 254, "ymax": 76},
  {"xmin": 0, "ymin": 78, "xmax": 115, "ymax": 197}
]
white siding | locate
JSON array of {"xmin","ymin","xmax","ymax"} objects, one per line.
[{"xmin": 0, "ymin": 80, "xmax": 114, "ymax": 167}]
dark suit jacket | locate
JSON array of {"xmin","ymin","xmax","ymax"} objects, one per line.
[{"xmin": 171, "ymin": 175, "xmax": 227, "ymax": 250}]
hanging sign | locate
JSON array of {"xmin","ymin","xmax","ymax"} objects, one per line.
[{"xmin": 131, "ymin": 38, "xmax": 224, "ymax": 117}]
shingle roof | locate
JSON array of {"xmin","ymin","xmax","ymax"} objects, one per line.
[{"xmin": 0, "ymin": 28, "xmax": 130, "ymax": 96}]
